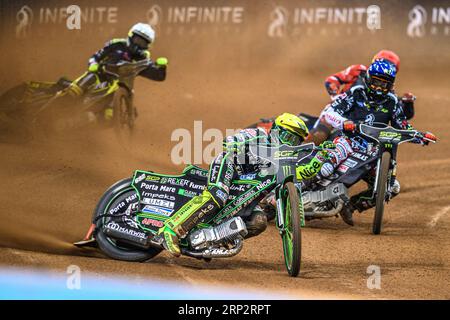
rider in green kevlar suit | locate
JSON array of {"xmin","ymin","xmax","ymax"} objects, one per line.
[{"xmin": 156, "ymin": 113, "xmax": 338, "ymax": 257}]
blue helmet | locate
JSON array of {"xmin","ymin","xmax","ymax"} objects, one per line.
[{"xmin": 366, "ymin": 60, "xmax": 396, "ymax": 101}]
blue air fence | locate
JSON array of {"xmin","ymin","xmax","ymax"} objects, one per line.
[{"xmin": 0, "ymin": 267, "xmax": 290, "ymax": 300}]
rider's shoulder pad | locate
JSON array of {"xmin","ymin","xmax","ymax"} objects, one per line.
[
  {"xmin": 142, "ymin": 50, "xmax": 151, "ymax": 59},
  {"xmin": 350, "ymin": 84, "xmax": 365, "ymax": 94},
  {"xmin": 387, "ymin": 92, "xmax": 398, "ymax": 104},
  {"xmin": 106, "ymin": 38, "xmax": 127, "ymax": 46}
]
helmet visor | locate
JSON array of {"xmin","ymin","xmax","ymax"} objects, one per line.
[
  {"xmin": 278, "ymin": 129, "xmax": 302, "ymax": 146},
  {"xmin": 368, "ymin": 75, "xmax": 393, "ymax": 93},
  {"xmin": 131, "ymin": 34, "xmax": 150, "ymax": 49}
]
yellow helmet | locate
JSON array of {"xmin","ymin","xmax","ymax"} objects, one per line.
[{"xmin": 273, "ymin": 113, "xmax": 309, "ymax": 145}]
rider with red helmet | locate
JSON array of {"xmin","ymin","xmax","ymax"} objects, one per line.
[{"xmin": 324, "ymin": 50, "xmax": 415, "ymax": 120}]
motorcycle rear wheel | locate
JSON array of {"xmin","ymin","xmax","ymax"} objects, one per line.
[{"xmin": 94, "ymin": 178, "xmax": 162, "ymax": 262}]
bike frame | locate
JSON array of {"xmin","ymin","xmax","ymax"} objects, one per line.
[{"xmin": 359, "ymin": 122, "xmax": 420, "ymax": 201}]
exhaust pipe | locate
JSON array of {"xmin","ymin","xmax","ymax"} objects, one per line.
[{"xmin": 181, "ymin": 239, "xmax": 243, "ymax": 259}]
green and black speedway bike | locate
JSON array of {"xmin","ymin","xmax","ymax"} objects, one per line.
[
  {"xmin": 75, "ymin": 143, "xmax": 317, "ymax": 277},
  {"xmin": 0, "ymin": 59, "xmax": 149, "ymax": 140}
]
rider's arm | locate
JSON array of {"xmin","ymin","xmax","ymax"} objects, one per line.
[
  {"xmin": 295, "ymin": 146, "xmax": 333, "ymax": 181},
  {"xmin": 324, "ymin": 65, "xmax": 366, "ymax": 96},
  {"xmin": 139, "ymin": 58, "xmax": 167, "ymax": 81},
  {"xmin": 296, "ymin": 157, "xmax": 324, "ymax": 181},
  {"xmin": 319, "ymin": 93, "xmax": 354, "ymax": 130},
  {"xmin": 320, "ymin": 106, "xmax": 348, "ymax": 130},
  {"xmin": 390, "ymin": 95, "xmax": 437, "ymax": 144},
  {"xmin": 88, "ymin": 39, "xmax": 125, "ymax": 72},
  {"xmin": 390, "ymin": 95, "xmax": 414, "ymax": 130}
]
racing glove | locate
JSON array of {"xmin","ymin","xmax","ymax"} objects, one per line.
[
  {"xmin": 343, "ymin": 120, "xmax": 356, "ymax": 132},
  {"xmin": 422, "ymin": 132, "xmax": 437, "ymax": 145},
  {"xmin": 156, "ymin": 57, "xmax": 168, "ymax": 67},
  {"xmin": 315, "ymin": 141, "xmax": 335, "ymax": 162},
  {"xmin": 319, "ymin": 141, "xmax": 336, "ymax": 149},
  {"xmin": 401, "ymin": 92, "xmax": 416, "ymax": 103},
  {"xmin": 401, "ymin": 92, "xmax": 416, "ymax": 120},
  {"xmin": 325, "ymin": 81, "xmax": 339, "ymax": 97},
  {"xmin": 414, "ymin": 131, "xmax": 437, "ymax": 145},
  {"xmin": 88, "ymin": 62, "xmax": 100, "ymax": 73}
]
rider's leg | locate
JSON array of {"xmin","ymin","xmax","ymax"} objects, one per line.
[
  {"xmin": 318, "ymin": 135, "xmax": 356, "ymax": 225},
  {"xmin": 319, "ymin": 135, "xmax": 354, "ymax": 180},
  {"xmin": 351, "ymin": 177, "xmax": 401, "ymax": 212},
  {"xmin": 68, "ymin": 72, "xmax": 99, "ymax": 97},
  {"xmin": 340, "ymin": 175, "xmax": 401, "ymax": 226},
  {"xmin": 158, "ymin": 152, "xmax": 234, "ymax": 256},
  {"xmin": 244, "ymin": 205, "xmax": 268, "ymax": 239},
  {"xmin": 329, "ymin": 136, "xmax": 354, "ymax": 165}
]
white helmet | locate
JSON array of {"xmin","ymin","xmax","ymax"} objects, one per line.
[{"xmin": 128, "ymin": 23, "xmax": 155, "ymax": 51}]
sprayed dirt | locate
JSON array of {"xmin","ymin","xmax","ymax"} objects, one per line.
[{"xmin": 0, "ymin": 20, "xmax": 450, "ymax": 299}]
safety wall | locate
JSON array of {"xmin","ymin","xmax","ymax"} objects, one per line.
[{"xmin": 0, "ymin": 0, "xmax": 449, "ymax": 88}]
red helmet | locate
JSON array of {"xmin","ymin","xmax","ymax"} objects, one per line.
[{"xmin": 372, "ymin": 50, "xmax": 400, "ymax": 72}]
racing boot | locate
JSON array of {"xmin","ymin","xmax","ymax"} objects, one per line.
[
  {"xmin": 389, "ymin": 178, "xmax": 401, "ymax": 199},
  {"xmin": 244, "ymin": 205, "xmax": 268, "ymax": 239},
  {"xmin": 340, "ymin": 189, "xmax": 376, "ymax": 226},
  {"xmin": 68, "ymin": 72, "xmax": 98, "ymax": 97},
  {"xmin": 339, "ymin": 203, "xmax": 355, "ymax": 226},
  {"xmin": 259, "ymin": 192, "xmax": 277, "ymax": 222},
  {"xmin": 156, "ymin": 190, "xmax": 220, "ymax": 257},
  {"xmin": 351, "ymin": 191, "xmax": 376, "ymax": 212},
  {"xmin": 104, "ymin": 107, "xmax": 114, "ymax": 121}
]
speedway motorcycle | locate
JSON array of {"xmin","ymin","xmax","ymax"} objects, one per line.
[
  {"xmin": 285, "ymin": 123, "xmax": 434, "ymax": 234},
  {"xmin": 75, "ymin": 143, "xmax": 317, "ymax": 277},
  {"xmin": 0, "ymin": 77, "xmax": 71, "ymax": 140},
  {"xmin": 0, "ymin": 59, "xmax": 149, "ymax": 140}
]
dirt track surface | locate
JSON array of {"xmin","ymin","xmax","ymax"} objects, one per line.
[
  {"xmin": 1, "ymin": 69, "xmax": 449, "ymax": 299},
  {"xmin": 1, "ymin": 17, "xmax": 450, "ymax": 298}
]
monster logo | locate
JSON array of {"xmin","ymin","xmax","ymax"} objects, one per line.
[{"xmin": 365, "ymin": 114, "xmax": 376, "ymax": 125}]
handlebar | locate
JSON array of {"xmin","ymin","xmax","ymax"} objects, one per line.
[
  {"xmin": 346, "ymin": 122, "xmax": 436, "ymax": 146},
  {"xmin": 101, "ymin": 59, "xmax": 152, "ymax": 78}
]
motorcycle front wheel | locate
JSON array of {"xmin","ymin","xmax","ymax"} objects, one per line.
[
  {"xmin": 372, "ymin": 152, "xmax": 391, "ymax": 235},
  {"xmin": 280, "ymin": 181, "xmax": 302, "ymax": 277},
  {"xmin": 112, "ymin": 87, "xmax": 135, "ymax": 143}
]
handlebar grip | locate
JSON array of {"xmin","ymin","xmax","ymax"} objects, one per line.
[{"xmin": 343, "ymin": 121, "xmax": 356, "ymax": 132}]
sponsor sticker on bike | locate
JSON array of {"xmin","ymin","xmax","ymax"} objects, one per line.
[
  {"xmin": 141, "ymin": 218, "xmax": 164, "ymax": 228},
  {"xmin": 343, "ymin": 158, "xmax": 358, "ymax": 168},
  {"xmin": 145, "ymin": 175, "xmax": 161, "ymax": 182},
  {"xmin": 239, "ymin": 173, "xmax": 257, "ymax": 180},
  {"xmin": 230, "ymin": 184, "xmax": 247, "ymax": 192},
  {"xmin": 337, "ymin": 164, "xmax": 350, "ymax": 173},
  {"xmin": 134, "ymin": 173, "xmax": 146, "ymax": 184},
  {"xmin": 142, "ymin": 205, "xmax": 173, "ymax": 216},
  {"xmin": 217, "ymin": 182, "xmax": 230, "ymax": 193},
  {"xmin": 141, "ymin": 198, "xmax": 175, "ymax": 209},
  {"xmin": 177, "ymin": 188, "xmax": 198, "ymax": 198},
  {"xmin": 106, "ymin": 221, "xmax": 147, "ymax": 240},
  {"xmin": 188, "ymin": 168, "xmax": 208, "ymax": 178},
  {"xmin": 216, "ymin": 189, "xmax": 228, "ymax": 203},
  {"xmin": 142, "ymin": 193, "xmax": 176, "ymax": 202},
  {"xmin": 352, "ymin": 152, "xmax": 369, "ymax": 161}
]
